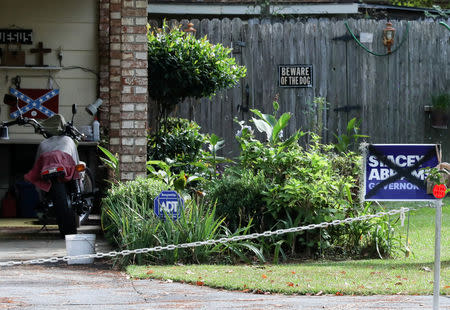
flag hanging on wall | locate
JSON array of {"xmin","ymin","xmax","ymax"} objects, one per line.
[{"xmin": 9, "ymin": 87, "xmax": 59, "ymax": 119}]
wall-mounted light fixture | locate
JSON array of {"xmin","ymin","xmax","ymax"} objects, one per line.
[
  {"xmin": 184, "ymin": 23, "xmax": 196, "ymax": 34},
  {"xmin": 383, "ymin": 22, "xmax": 396, "ymax": 54},
  {"xmin": 86, "ymin": 98, "xmax": 103, "ymax": 116}
]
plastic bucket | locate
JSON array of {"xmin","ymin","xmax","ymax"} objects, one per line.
[{"xmin": 65, "ymin": 234, "xmax": 96, "ymax": 264}]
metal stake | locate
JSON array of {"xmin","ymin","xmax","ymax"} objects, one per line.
[{"xmin": 433, "ymin": 199, "xmax": 443, "ymax": 310}]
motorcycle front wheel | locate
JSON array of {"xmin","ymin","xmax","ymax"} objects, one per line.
[{"xmin": 49, "ymin": 181, "xmax": 77, "ymax": 236}]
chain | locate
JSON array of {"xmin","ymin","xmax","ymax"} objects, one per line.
[{"xmin": 0, "ymin": 207, "xmax": 415, "ymax": 267}]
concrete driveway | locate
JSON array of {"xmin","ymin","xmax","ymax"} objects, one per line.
[
  {"xmin": 0, "ymin": 218, "xmax": 449, "ymax": 309},
  {"xmin": 0, "ymin": 216, "xmax": 111, "ymax": 262},
  {"xmin": 1, "ymin": 263, "xmax": 449, "ymax": 310}
]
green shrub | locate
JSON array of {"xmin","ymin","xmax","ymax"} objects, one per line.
[
  {"xmin": 230, "ymin": 101, "xmax": 403, "ymax": 259},
  {"xmin": 333, "ymin": 117, "xmax": 368, "ymax": 153},
  {"xmin": 206, "ymin": 170, "xmax": 267, "ymax": 232},
  {"xmin": 101, "ymin": 177, "xmax": 169, "ymax": 254},
  {"xmin": 101, "ymin": 177, "xmax": 263, "ymax": 265},
  {"xmin": 148, "ymin": 22, "xmax": 246, "ymax": 116},
  {"xmin": 148, "ymin": 117, "xmax": 209, "ymax": 175},
  {"xmin": 323, "ymin": 203, "xmax": 404, "ymax": 259}
]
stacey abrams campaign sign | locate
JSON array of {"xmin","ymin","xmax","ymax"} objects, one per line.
[{"xmin": 363, "ymin": 144, "xmax": 439, "ymax": 201}]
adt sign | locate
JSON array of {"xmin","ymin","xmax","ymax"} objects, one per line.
[{"xmin": 154, "ymin": 191, "xmax": 184, "ymax": 221}]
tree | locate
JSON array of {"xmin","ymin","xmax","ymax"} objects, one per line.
[
  {"xmin": 390, "ymin": 0, "xmax": 450, "ymax": 8},
  {"xmin": 147, "ymin": 22, "xmax": 246, "ymax": 128}
]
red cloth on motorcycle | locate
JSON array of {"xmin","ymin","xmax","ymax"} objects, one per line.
[{"xmin": 24, "ymin": 150, "xmax": 80, "ymax": 192}]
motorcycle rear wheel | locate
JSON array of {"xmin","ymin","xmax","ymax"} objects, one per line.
[
  {"xmin": 50, "ymin": 181, "xmax": 77, "ymax": 236},
  {"xmin": 79, "ymin": 167, "xmax": 94, "ymax": 225}
]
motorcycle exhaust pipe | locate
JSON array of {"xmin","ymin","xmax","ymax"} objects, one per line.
[{"xmin": 0, "ymin": 126, "xmax": 9, "ymax": 140}]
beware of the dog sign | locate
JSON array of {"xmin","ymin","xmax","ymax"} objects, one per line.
[
  {"xmin": 278, "ymin": 64, "xmax": 313, "ymax": 88},
  {"xmin": 363, "ymin": 144, "xmax": 439, "ymax": 201}
]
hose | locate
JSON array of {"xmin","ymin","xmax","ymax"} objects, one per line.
[
  {"xmin": 344, "ymin": 21, "xmax": 409, "ymax": 57},
  {"xmin": 439, "ymin": 21, "xmax": 450, "ymax": 31}
]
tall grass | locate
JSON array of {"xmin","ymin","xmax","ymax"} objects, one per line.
[
  {"xmin": 101, "ymin": 177, "xmax": 167, "ymax": 264},
  {"xmin": 101, "ymin": 177, "xmax": 262, "ymax": 265}
]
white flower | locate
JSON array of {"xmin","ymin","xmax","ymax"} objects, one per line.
[{"xmin": 236, "ymin": 125, "xmax": 253, "ymax": 138}]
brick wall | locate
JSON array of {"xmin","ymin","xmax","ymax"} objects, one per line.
[{"xmin": 99, "ymin": 0, "xmax": 148, "ymax": 181}]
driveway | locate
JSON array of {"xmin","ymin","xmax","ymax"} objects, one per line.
[
  {"xmin": 1, "ymin": 263, "xmax": 449, "ymax": 310},
  {"xmin": 0, "ymin": 218, "xmax": 449, "ymax": 309}
]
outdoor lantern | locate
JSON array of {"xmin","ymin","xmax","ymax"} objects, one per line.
[
  {"xmin": 383, "ymin": 22, "xmax": 396, "ymax": 54},
  {"xmin": 184, "ymin": 23, "xmax": 196, "ymax": 34}
]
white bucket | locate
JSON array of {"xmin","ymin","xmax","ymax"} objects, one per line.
[{"xmin": 65, "ymin": 234, "xmax": 96, "ymax": 265}]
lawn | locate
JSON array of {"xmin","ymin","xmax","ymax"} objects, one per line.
[{"xmin": 127, "ymin": 199, "xmax": 449, "ymax": 295}]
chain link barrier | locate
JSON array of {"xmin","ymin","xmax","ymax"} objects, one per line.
[{"xmin": 0, "ymin": 206, "xmax": 428, "ymax": 267}]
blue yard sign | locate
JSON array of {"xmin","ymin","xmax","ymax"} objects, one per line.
[
  {"xmin": 363, "ymin": 144, "xmax": 439, "ymax": 201},
  {"xmin": 154, "ymin": 190, "xmax": 184, "ymax": 220}
]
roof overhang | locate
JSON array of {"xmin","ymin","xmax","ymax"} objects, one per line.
[{"xmin": 147, "ymin": 3, "xmax": 360, "ymax": 16}]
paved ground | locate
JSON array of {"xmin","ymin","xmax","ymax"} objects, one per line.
[
  {"xmin": 0, "ymin": 218, "xmax": 449, "ymax": 310},
  {"xmin": 1, "ymin": 263, "xmax": 449, "ymax": 310},
  {"xmin": 0, "ymin": 216, "xmax": 111, "ymax": 261}
]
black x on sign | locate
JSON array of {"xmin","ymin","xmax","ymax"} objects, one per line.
[{"xmin": 364, "ymin": 144, "xmax": 439, "ymax": 201}]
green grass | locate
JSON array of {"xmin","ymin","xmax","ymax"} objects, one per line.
[{"xmin": 127, "ymin": 199, "xmax": 449, "ymax": 295}]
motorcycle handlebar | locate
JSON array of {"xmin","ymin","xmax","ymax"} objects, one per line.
[
  {"xmin": 66, "ymin": 123, "xmax": 85, "ymax": 141},
  {"xmin": 1, "ymin": 115, "xmax": 85, "ymax": 141},
  {"xmin": 2, "ymin": 95, "xmax": 86, "ymax": 142},
  {"xmin": 1, "ymin": 118, "xmax": 20, "ymax": 128}
]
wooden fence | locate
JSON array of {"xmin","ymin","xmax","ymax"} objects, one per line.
[{"xmin": 149, "ymin": 18, "xmax": 450, "ymax": 158}]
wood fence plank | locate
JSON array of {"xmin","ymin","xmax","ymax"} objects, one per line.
[
  {"xmin": 229, "ymin": 18, "xmax": 244, "ymax": 156},
  {"xmin": 294, "ymin": 20, "xmax": 307, "ymax": 136}
]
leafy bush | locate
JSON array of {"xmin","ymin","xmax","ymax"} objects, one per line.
[
  {"xmin": 148, "ymin": 117, "xmax": 209, "ymax": 175},
  {"xmin": 101, "ymin": 177, "xmax": 169, "ymax": 254},
  {"xmin": 333, "ymin": 118, "xmax": 368, "ymax": 153},
  {"xmin": 323, "ymin": 203, "xmax": 404, "ymax": 259},
  {"xmin": 148, "ymin": 22, "xmax": 246, "ymax": 115},
  {"xmin": 98, "ymin": 145, "xmax": 120, "ymax": 184},
  {"xmin": 224, "ymin": 100, "xmax": 402, "ymax": 259},
  {"xmin": 103, "ymin": 99, "xmax": 404, "ymax": 264},
  {"xmin": 206, "ymin": 170, "xmax": 267, "ymax": 232},
  {"xmin": 102, "ymin": 177, "xmax": 263, "ymax": 265}
]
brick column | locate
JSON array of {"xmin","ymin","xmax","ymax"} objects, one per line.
[
  {"xmin": 99, "ymin": 0, "xmax": 110, "ymax": 128},
  {"xmin": 99, "ymin": 0, "xmax": 148, "ymax": 181}
]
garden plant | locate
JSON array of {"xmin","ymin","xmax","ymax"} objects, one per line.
[
  {"xmin": 147, "ymin": 21, "xmax": 246, "ymax": 128},
  {"xmin": 101, "ymin": 96, "xmax": 407, "ymax": 267},
  {"xmin": 97, "ymin": 13, "xmax": 414, "ymax": 272}
]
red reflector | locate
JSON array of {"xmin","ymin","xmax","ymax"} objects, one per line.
[
  {"xmin": 41, "ymin": 170, "xmax": 49, "ymax": 175},
  {"xmin": 57, "ymin": 167, "xmax": 64, "ymax": 172}
]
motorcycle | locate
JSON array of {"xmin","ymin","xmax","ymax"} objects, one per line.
[{"xmin": 0, "ymin": 94, "xmax": 95, "ymax": 236}]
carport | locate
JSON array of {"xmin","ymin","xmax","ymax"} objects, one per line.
[{"xmin": 0, "ymin": 0, "xmax": 148, "ymax": 233}]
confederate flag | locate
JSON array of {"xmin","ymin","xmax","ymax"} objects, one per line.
[{"xmin": 9, "ymin": 87, "xmax": 59, "ymax": 119}]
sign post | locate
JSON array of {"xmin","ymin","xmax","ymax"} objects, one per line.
[
  {"xmin": 433, "ymin": 198, "xmax": 442, "ymax": 310},
  {"xmin": 362, "ymin": 144, "xmax": 442, "ymax": 309}
]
